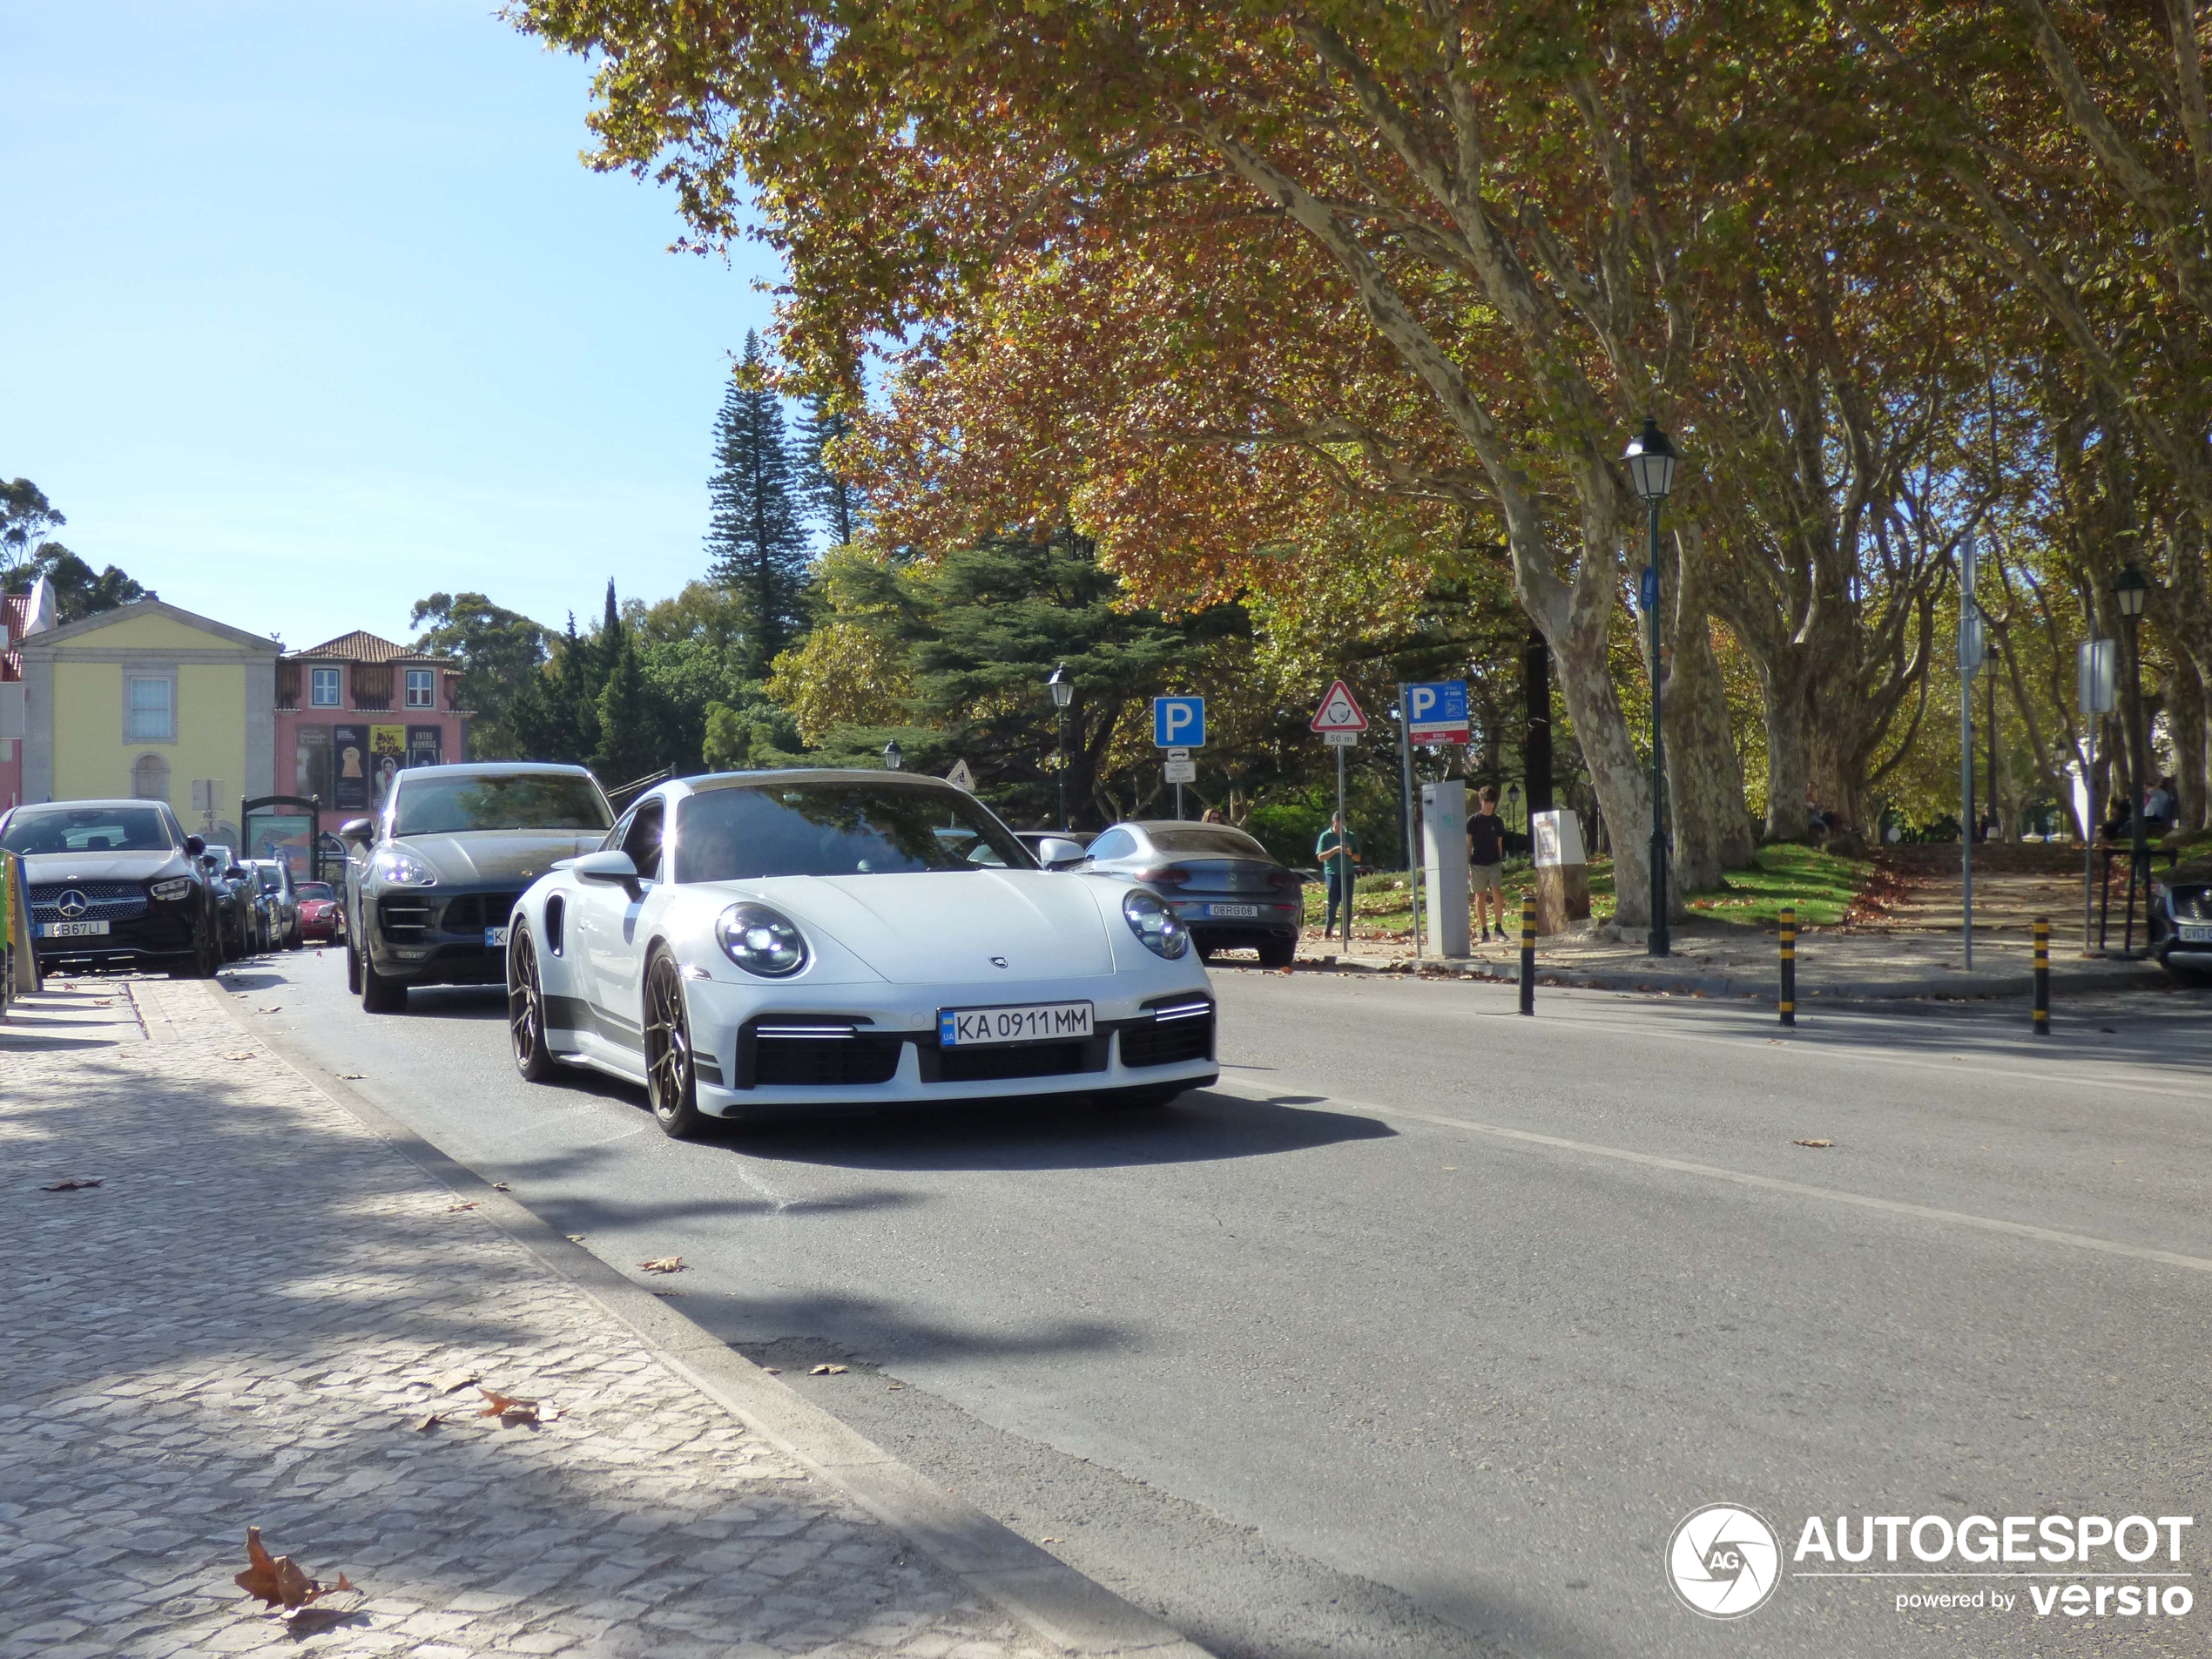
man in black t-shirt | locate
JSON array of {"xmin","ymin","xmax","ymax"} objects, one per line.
[{"xmin": 1466, "ymin": 786, "xmax": 1507, "ymax": 942}]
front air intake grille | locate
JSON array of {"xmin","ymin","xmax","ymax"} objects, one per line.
[
  {"xmin": 438, "ymin": 893, "xmax": 523, "ymax": 934},
  {"xmin": 379, "ymin": 898, "xmax": 432, "ymax": 941},
  {"xmin": 30, "ymin": 882, "xmax": 150, "ymax": 924},
  {"xmin": 932, "ymin": 1038, "xmax": 1108, "ymax": 1084},
  {"xmin": 754, "ymin": 1035, "xmax": 904, "ymax": 1088},
  {"xmin": 1119, "ymin": 996, "xmax": 1216, "ymax": 1069}
]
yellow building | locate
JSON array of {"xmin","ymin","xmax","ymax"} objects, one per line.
[{"xmin": 17, "ymin": 600, "xmax": 277, "ymax": 847}]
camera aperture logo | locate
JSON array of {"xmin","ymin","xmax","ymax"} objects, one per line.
[{"xmin": 1669, "ymin": 1504, "xmax": 1782, "ymax": 1619}]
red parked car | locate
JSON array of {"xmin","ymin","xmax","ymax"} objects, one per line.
[{"xmin": 295, "ymin": 880, "xmax": 344, "ymax": 943}]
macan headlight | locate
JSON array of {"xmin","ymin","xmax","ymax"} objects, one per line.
[
  {"xmin": 715, "ymin": 902, "xmax": 807, "ymax": 977},
  {"xmin": 373, "ymin": 849, "xmax": 437, "ymax": 887},
  {"xmin": 1122, "ymin": 887, "xmax": 1190, "ymax": 959}
]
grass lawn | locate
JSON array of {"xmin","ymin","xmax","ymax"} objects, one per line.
[{"xmin": 1299, "ymin": 843, "xmax": 1868, "ymax": 937}]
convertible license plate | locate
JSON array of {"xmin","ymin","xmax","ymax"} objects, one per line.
[
  {"xmin": 2181, "ymin": 924, "xmax": 2212, "ymax": 943},
  {"xmin": 39, "ymin": 920, "xmax": 110, "ymax": 939},
  {"xmin": 939, "ymin": 1001, "xmax": 1095, "ymax": 1047},
  {"xmin": 485, "ymin": 926, "xmax": 510, "ymax": 948},
  {"xmin": 1207, "ymin": 903, "xmax": 1259, "ymax": 919}
]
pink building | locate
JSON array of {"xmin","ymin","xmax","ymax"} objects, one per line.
[
  {"xmin": 275, "ymin": 631, "xmax": 472, "ymax": 822},
  {"xmin": 0, "ymin": 579, "xmax": 57, "ymax": 810}
]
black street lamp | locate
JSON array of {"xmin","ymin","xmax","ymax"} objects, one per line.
[
  {"xmin": 2114, "ymin": 563, "xmax": 2150, "ymax": 941},
  {"xmin": 1046, "ymin": 664, "xmax": 1074, "ymax": 830},
  {"xmin": 1625, "ymin": 415, "xmax": 1680, "ymax": 956},
  {"xmin": 882, "ymin": 738, "xmax": 902, "ymax": 771}
]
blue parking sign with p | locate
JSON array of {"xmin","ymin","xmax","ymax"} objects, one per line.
[
  {"xmin": 1406, "ymin": 679, "xmax": 1469, "ymax": 739},
  {"xmin": 1153, "ymin": 696, "xmax": 1205, "ymax": 748}
]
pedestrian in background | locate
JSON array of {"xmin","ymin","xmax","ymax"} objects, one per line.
[
  {"xmin": 1316, "ymin": 812, "xmax": 1359, "ymax": 941},
  {"xmin": 1466, "ymin": 786, "xmax": 1507, "ymax": 942}
]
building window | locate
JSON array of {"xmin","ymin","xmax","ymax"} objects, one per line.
[
  {"xmin": 126, "ymin": 674, "xmax": 175, "ymax": 741},
  {"xmin": 132, "ymin": 753, "xmax": 171, "ymax": 801},
  {"xmin": 311, "ymin": 666, "xmax": 341, "ymax": 707},
  {"xmin": 404, "ymin": 667, "xmax": 435, "ymax": 709}
]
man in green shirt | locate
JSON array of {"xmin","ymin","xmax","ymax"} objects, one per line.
[{"xmin": 1315, "ymin": 813, "xmax": 1360, "ymax": 940}]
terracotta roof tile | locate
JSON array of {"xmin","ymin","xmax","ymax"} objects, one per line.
[{"xmin": 289, "ymin": 629, "xmax": 454, "ymax": 665}]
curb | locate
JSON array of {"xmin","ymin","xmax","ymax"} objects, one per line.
[{"xmin": 200, "ymin": 980, "xmax": 1211, "ymax": 1659}]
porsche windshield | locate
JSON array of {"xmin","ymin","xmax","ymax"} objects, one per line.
[
  {"xmin": 1, "ymin": 806, "xmax": 176, "ymax": 855},
  {"xmin": 392, "ymin": 773, "xmax": 612, "ymax": 837},
  {"xmin": 677, "ymin": 781, "xmax": 1035, "ymax": 880}
]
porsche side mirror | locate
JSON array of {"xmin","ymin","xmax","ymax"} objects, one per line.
[
  {"xmin": 1035, "ymin": 836, "xmax": 1087, "ymax": 870},
  {"xmin": 572, "ymin": 849, "xmax": 643, "ymax": 898},
  {"xmin": 184, "ymin": 834, "xmax": 206, "ymax": 858},
  {"xmin": 340, "ymin": 818, "xmax": 374, "ymax": 846}
]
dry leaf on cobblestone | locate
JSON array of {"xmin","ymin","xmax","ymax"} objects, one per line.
[
  {"xmin": 234, "ymin": 1526, "xmax": 355, "ymax": 1610},
  {"xmin": 427, "ymin": 1367, "xmax": 480, "ymax": 1394},
  {"xmin": 40, "ymin": 1177, "xmax": 103, "ymax": 1191},
  {"xmin": 412, "ymin": 1412, "xmax": 447, "ymax": 1432},
  {"xmin": 477, "ymin": 1387, "xmax": 541, "ymax": 1425},
  {"xmin": 809, "ymin": 1364, "xmax": 849, "ymax": 1376},
  {"xmin": 492, "ymin": 1181, "xmax": 512, "ymax": 1190},
  {"xmin": 1793, "ymin": 1138, "xmax": 1835, "ymax": 1149},
  {"xmin": 639, "ymin": 1256, "xmax": 685, "ymax": 1273},
  {"xmin": 447, "ymin": 1201, "xmax": 480, "ymax": 1212}
]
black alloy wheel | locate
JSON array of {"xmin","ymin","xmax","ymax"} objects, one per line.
[
  {"xmin": 642, "ymin": 951, "xmax": 705, "ymax": 1138},
  {"xmin": 507, "ymin": 924, "xmax": 558, "ymax": 1082}
]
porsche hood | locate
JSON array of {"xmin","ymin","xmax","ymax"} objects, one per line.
[
  {"xmin": 395, "ymin": 831, "xmax": 607, "ymax": 886},
  {"xmin": 750, "ymin": 870, "xmax": 1116, "ymax": 981}
]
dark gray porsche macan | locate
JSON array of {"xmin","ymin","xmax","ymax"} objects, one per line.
[{"xmin": 343, "ymin": 763, "xmax": 614, "ymax": 1012}]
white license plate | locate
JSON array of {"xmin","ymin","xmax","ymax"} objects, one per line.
[
  {"xmin": 939, "ymin": 1001, "xmax": 1095, "ymax": 1047},
  {"xmin": 1207, "ymin": 903, "xmax": 1259, "ymax": 919},
  {"xmin": 486, "ymin": 926, "xmax": 510, "ymax": 948},
  {"xmin": 38, "ymin": 920, "xmax": 110, "ymax": 939},
  {"xmin": 2181, "ymin": 924, "xmax": 2212, "ymax": 943}
]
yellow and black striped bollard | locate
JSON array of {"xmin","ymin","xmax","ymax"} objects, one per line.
[
  {"xmin": 1778, "ymin": 907, "xmax": 1797, "ymax": 1028},
  {"xmin": 2033, "ymin": 916, "xmax": 2050, "ymax": 1035},
  {"xmin": 1518, "ymin": 894, "xmax": 1536, "ymax": 1016}
]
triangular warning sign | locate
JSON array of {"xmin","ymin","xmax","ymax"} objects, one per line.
[
  {"xmin": 1310, "ymin": 679, "xmax": 1368, "ymax": 732},
  {"xmin": 945, "ymin": 759, "xmax": 977, "ymax": 792}
]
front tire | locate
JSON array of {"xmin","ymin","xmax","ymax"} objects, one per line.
[
  {"xmin": 642, "ymin": 951, "xmax": 705, "ymax": 1138},
  {"xmin": 360, "ymin": 937, "xmax": 407, "ymax": 1013},
  {"xmin": 508, "ymin": 924, "xmax": 560, "ymax": 1082},
  {"xmin": 346, "ymin": 922, "xmax": 362, "ymax": 992}
]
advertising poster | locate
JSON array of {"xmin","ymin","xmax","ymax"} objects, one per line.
[
  {"xmin": 244, "ymin": 809, "xmax": 314, "ymax": 876},
  {"xmin": 293, "ymin": 725, "xmax": 332, "ymax": 806},
  {"xmin": 405, "ymin": 724, "xmax": 443, "ymax": 770},
  {"xmin": 332, "ymin": 725, "xmax": 368, "ymax": 812},
  {"xmin": 370, "ymin": 725, "xmax": 406, "ymax": 811}
]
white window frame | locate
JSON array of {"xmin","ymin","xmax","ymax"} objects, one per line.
[
  {"xmin": 404, "ymin": 667, "xmax": 435, "ymax": 709},
  {"xmin": 310, "ymin": 666, "xmax": 342, "ymax": 707},
  {"xmin": 124, "ymin": 667, "xmax": 178, "ymax": 743}
]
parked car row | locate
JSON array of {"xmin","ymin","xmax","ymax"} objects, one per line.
[{"xmin": 0, "ymin": 798, "xmax": 328, "ymax": 979}]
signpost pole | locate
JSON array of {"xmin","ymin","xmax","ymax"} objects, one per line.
[
  {"xmin": 1959, "ymin": 534, "xmax": 1978, "ymax": 973},
  {"xmin": 1175, "ymin": 780, "xmax": 1184, "ymax": 820},
  {"xmin": 1397, "ymin": 685, "xmax": 1421, "ymax": 960}
]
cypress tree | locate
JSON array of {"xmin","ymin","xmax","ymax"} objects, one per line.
[
  {"xmin": 796, "ymin": 391, "xmax": 865, "ymax": 546},
  {"xmin": 591, "ymin": 629, "xmax": 659, "ymax": 787},
  {"xmin": 706, "ymin": 334, "xmax": 813, "ymax": 678}
]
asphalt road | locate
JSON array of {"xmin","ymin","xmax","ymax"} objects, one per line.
[{"xmin": 225, "ymin": 945, "xmax": 2212, "ymax": 1658}]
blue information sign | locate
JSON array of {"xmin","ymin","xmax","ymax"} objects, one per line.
[
  {"xmin": 1640, "ymin": 564, "xmax": 1660, "ymax": 613},
  {"xmin": 1153, "ymin": 696, "xmax": 1205, "ymax": 749},
  {"xmin": 1404, "ymin": 680, "xmax": 1470, "ymax": 741}
]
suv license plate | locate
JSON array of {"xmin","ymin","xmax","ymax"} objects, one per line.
[
  {"xmin": 2180, "ymin": 924, "xmax": 2212, "ymax": 943},
  {"xmin": 485, "ymin": 926, "xmax": 510, "ymax": 948},
  {"xmin": 1207, "ymin": 903, "xmax": 1259, "ymax": 919},
  {"xmin": 39, "ymin": 920, "xmax": 110, "ymax": 939},
  {"xmin": 939, "ymin": 1001, "xmax": 1095, "ymax": 1047}
]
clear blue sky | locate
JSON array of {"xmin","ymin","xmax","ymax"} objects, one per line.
[{"xmin": 2, "ymin": 1, "xmax": 781, "ymax": 650}]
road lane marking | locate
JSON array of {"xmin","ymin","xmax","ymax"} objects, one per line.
[{"xmin": 1211, "ymin": 1074, "xmax": 2212, "ymax": 1277}]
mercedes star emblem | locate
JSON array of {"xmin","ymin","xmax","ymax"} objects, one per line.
[{"xmin": 55, "ymin": 890, "xmax": 90, "ymax": 920}]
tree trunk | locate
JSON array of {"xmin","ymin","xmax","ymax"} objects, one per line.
[
  {"xmin": 1665, "ymin": 524, "xmax": 1757, "ymax": 879},
  {"xmin": 1757, "ymin": 645, "xmax": 1812, "ymax": 841},
  {"xmin": 2167, "ymin": 651, "xmax": 2207, "ymax": 833}
]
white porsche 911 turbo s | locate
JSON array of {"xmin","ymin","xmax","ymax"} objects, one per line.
[{"xmin": 504, "ymin": 770, "xmax": 1219, "ymax": 1136}]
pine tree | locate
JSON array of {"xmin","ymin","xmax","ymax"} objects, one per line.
[
  {"xmin": 591, "ymin": 629, "xmax": 660, "ymax": 787},
  {"xmin": 796, "ymin": 392, "xmax": 865, "ymax": 546},
  {"xmin": 706, "ymin": 334, "xmax": 813, "ymax": 678}
]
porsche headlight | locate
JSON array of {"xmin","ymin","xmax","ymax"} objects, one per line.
[
  {"xmin": 373, "ymin": 849, "xmax": 437, "ymax": 887},
  {"xmin": 716, "ymin": 902, "xmax": 807, "ymax": 977},
  {"xmin": 1122, "ymin": 888, "xmax": 1189, "ymax": 959},
  {"xmin": 149, "ymin": 877, "xmax": 195, "ymax": 901}
]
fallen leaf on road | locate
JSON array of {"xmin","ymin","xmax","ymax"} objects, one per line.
[
  {"xmin": 337, "ymin": 1073, "xmax": 365, "ymax": 1080},
  {"xmin": 566, "ymin": 1233, "xmax": 587, "ymax": 1243},
  {"xmin": 41, "ymin": 1177, "xmax": 103, "ymax": 1191},
  {"xmin": 234, "ymin": 1526, "xmax": 355, "ymax": 1610},
  {"xmin": 639, "ymin": 1256, "xmax": 685, "ymax": 1273},
  {"xmin": 259, "ymin": 1006, "xmax": 282, "ymax": 1014},
  {"xmin": 762, "ymin": 1366, "xmax": 781, "ymax": 1375},
  {"xmin": 411, "ymin": 1413, "xmax": 446, "ymax": 1433},
  {"xmin": 1793, "ymin": 1138, "xmax": 1834, "ymax": 1149},
  {"xmin": 1041, "ymin": 1536, "xmax": 1062, "ymax": 1544},
  {"xmin": 476, "ymin": 1387, "xmax": 540, "ymax": 1425},
  {"xmin": 93, "ymin": 998, "xmax": 112, "ymax": 1007},
  {"xmin": 446, "ymin": 1202, "xmax": 479, "ymax": 1213},
  {"xmin": 651, "ymin": 1287, "xmax": 685, "ymax": 1298},
  {"xmin": 809, "ymin": 1364, "xmax": 849, "ymax": 1376},
  {"xmin": 426, "ymin": 1367, "xmax": 480, "ymax": 1394},
  {"xmin": 492, "ymin": 1182, "xmax": 512, "ymax": 1191},
  {"xmin": 224, "ymin": 1051, "xmax": 256, "ymax": 1062}
]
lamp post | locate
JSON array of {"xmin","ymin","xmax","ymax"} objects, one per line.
[
  {"xmin": 1958, "ymin": 536, "xmax": 1985, "ymax": 968},
  {"xmin": 2114, "ymin": 563, "xmax": 2149, "ymax": 949},
  {"xmin": 1046, "ymin": 664, "xmax": 1073, "ymax": 831},
  {"xmin": 882, "ymin": 738, "xmax": 902, "ymax": 772},
  {"xmin": 1625, "ymin": 415, "xmax": 1680, "ymax": 956}
]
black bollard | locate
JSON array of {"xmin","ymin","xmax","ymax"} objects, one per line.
[
  {"xmin": 1779, "ymin": 906, "xmax": 1797, "ymax": 1028},
  {"xmin": 2033, "ymin": 915, "xmax": 2050, "ymax": 1035},
  {"xmin": 1518, "ymin": 894, "xmax": 1536, "ymax": 1016}
]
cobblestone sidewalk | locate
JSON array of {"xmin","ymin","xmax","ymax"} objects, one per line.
[{"xmin": 0, "ymin": 976, "xmax": 1056, "ymax": 1659}]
